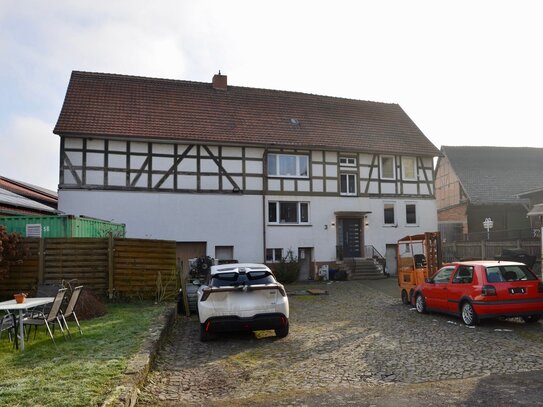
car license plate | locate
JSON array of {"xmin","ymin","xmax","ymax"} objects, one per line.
[{"xmin": 509, "ymin": 287, "xmax": 526, "ymax": 294}]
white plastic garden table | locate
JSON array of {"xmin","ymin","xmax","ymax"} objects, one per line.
[{"xmin": 0, "ymin": 297, "xmax": 54, "ymax": 351}]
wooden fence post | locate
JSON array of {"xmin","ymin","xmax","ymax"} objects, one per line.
[
  {"xmin": 108, "ymin": 234, "xmax": 115, "ymax": 299},
  {"xmin": 38, "ymin": 238, "xmax": 45, "ymax": 284}
]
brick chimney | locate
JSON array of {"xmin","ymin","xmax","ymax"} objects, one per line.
[{"xmin": 212, "ymin": 71, "xmax": 227, "ymax": 91}]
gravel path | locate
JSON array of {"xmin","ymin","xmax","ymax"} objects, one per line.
[{"xmin": 137, "ymin": 279, "xmax": 543, "ymax": 406}]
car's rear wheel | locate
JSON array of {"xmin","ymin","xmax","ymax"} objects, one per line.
[
  {"xmin": 401, "ymin": 290, "xmax": 409, "ymax": 305},
  {"xmin": 415, "ymin": 294, "xmax": 427, "ymax": 313},
  {"xmin": 200, "ymin": 323, "xmax": 212, "ymax": 342},
  {"xmin": 461, "ymin": 302, "xmax": 478, "ymax": 326},
  {"xmin": 275, "ymin": 320, "xmax": 289, "ymax": 338},
  {"xmin": 522, "ymin": 315, "xmax": 541, "ymax": 323}
]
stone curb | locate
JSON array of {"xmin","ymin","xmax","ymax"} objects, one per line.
[{"xmin": 102, "ymin": 305, "xmax": 177, "ymax": 407}]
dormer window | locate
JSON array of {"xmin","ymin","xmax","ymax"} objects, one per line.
[{"xmin": 268, "ymin": 154, "xmax": 309, "ymax": 178}]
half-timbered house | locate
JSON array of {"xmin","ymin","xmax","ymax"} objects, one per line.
[{"xmin": 54, "ymin": 71, "xmax": 440, "ymax": 276}]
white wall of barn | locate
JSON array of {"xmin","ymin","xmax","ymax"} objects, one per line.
[{"xmin": 58, "ymin": 190, "xmax": 264, "ymax": 262}]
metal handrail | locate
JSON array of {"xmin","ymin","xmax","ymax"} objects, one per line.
[{"xmin": 364, "ymin": 245, "xmax": 384, "ymax": 260}]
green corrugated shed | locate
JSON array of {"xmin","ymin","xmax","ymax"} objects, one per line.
[{"xmin": 0, "ymin": 215, "xmax": 125, "ymax": 238}]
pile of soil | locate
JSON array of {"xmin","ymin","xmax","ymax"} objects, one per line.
[{"xmin": 75, "ymin": 289, "xmax": 107, "ymax": 320}]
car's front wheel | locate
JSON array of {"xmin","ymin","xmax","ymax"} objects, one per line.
[
  {"xmin": 275, "ymin": 320, "xmax": 289, "ymax": 338},
  {"xmin": 461, "ymin": 302, "xmax": 478, "ymax": 326},
  {"xmin": 522, "ymin": 315, "xmax": 541, "ymax": 323},
  {"xmin": 415, "ymin": 294, "xmax": 427, "ymax": 313}
]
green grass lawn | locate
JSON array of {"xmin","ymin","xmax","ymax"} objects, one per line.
[{"xmin": 0, "ymin": 302, "xmax": 167, "ymax": 407}]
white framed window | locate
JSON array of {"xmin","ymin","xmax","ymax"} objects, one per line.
[
  {"xmin": 268, "ymin": 201, "xmax": 310, "ymax": 224},
  {"xmin": 380, "ymin": 155, "xmax": 395, "ymax": 179},
  {"xmin": 402, "ymin": 157, "xmax": 417, "ymax": 180},
  {"xmin": 340, "ymin": 173, "xmax": 357, "ymax": 195},
  {"xmin": 406, "ymin": 203, "xmax": 417, "ymax": 225},
  {"xmin": 215, "ymin": 245, "xmax": 234, "ymax": 260},
  {"xmin": 339, "ymin": 157, "xmax": 357, "ymax": 167},
  {"xmin": 266, "ymin": 248, "xmax": 283, "ymax": 262},
  {"xmin": 268, "ymin": 154, "xmax": 309, "ymax": 178},
  {"xmin": 384, "ymin": 202, "xmax": 396, "ymax": 225}
]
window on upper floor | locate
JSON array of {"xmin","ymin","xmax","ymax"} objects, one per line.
[
  {"xmin": 339, "ymin": 156, "xmax": 357, "ymax": 167},
  {"xmin": 384, "ymin": 202, "xmax": 396, "ymax": 225},
  {"xmin": 268, "ymin": 154, "xmax": 309, "ymax": 178},
  {"xmin": 406, "ymin": 203, "xmax": 417, "ymax": 225},
  {"xmin": 268, "ymin": 201, "xmax": 309, "ymax": 224},
  {"xmin": 380, "ymin": 155, "xmax": 395, "ymax": 179},
  {"xmin": 340, "ymin": 173, "xmax": 357, "ymax": 195},
  {"xmin": 402, "ymin": 157, "xmax": 417, "ymax": 180}
]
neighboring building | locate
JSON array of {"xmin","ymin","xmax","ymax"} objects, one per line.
[
  {"xmin": 519, "ymin": 187, "xmax": 543, "ymax": 233},
  {"xmin": 435, "ymin": 146, "xmax": 543, "ymax": 242},
  {"xmin": 53, "ymin": 71, "xmax": 440, "ymax": 276},
  {"xmin": 0, "ymin": 176, "xmax": 58, "ymax": 216}
]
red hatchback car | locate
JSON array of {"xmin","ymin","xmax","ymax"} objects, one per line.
[{"xmin": 412, "ymin": 261, "xmax": 543, "ymax": 325}]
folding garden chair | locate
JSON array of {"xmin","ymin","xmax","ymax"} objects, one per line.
[
  {"xmin": 60, "ymin": 285, "xmax": 84, "ymax": 337},
  {"xmin": 0, "ymin": 312, "xmax": 15, "ymax": 343},
  {"xmin": 24, "ymin": 288, "xmax": 68, "ymax": 345}
]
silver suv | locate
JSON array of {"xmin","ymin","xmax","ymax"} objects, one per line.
[{"xmin": 197, "ymin": 263, "xmax": 290, "ymax": 341}]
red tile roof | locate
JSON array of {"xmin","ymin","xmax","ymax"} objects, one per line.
[{"xmin": 54, "ymin": 71, "xmax": 440, "ymax": 157}]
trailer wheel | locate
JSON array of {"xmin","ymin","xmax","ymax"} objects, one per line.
[{"xmin": 401, "ymin": 290, "xmax": 409, "ymax": 305}]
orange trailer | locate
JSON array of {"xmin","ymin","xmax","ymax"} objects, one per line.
[{"xmin": 397, "ymin": 232, "xmax": 442, "ymax": 304}]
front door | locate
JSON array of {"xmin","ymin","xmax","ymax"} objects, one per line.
[
  {"xmin": 386, "ymin": 244, "xmax": 397, "ymax": 276},
  {"xmin": 298, "ymin": 247, "xmax": 313, "ymax": 280},
  {"xmin": 342, "ymin": 218, "xmax": 361, "ymax": 258}
]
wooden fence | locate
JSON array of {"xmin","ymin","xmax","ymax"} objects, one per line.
[
  {"xmin": 0, "ymin": 237, "xmax": 177, "ymax": 301},
  {"xmin": 443, "ymin": 239, "xmax": 542, "ymax": 275}
]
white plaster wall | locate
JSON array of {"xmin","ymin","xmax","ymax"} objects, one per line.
[
  {"xmin": 59, "ymin": 191, "xmax": 437, "ymax": 264},
  {"xmin": 59, "ymin": 190, "xmax": 264, "ymax": 262},
  {"xmin": 364, "ymin": 198, "xmax": 438, "ymax": 258},
  {"xmin": 265, "ymin": 195, "xmax": 438, "ymax": 261}
]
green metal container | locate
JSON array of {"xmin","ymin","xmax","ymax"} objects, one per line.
[{"xmin": 0, "ymin": 215, "xmax": 125, "ymax": 238}]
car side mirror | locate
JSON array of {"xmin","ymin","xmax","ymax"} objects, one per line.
[{"xmin": 425, "ymin": 278, "xmax": 433, "ymax": 283}]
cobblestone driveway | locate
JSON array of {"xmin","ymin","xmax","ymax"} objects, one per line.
[{"xmin": 138, "ymin": 279, "xmax": 543, "ymax": 406}]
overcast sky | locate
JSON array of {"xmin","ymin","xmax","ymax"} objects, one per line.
[{"xmin": 1, "ymin": 1, "xmax": 542, "ymax": 191}]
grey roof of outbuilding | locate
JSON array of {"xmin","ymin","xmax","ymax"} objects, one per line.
[
  {"xmin": 0, "ymin": 187, "xmax": 58, "ymax": 213},
  {"xmin": 441, "ymin": 146, "xmax": 543, "ymax": 205},
  {"xmin": 527, "ymin": 203, "xmax": 543, "ymax": 216}
]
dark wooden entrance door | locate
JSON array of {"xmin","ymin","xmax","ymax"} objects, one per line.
[{"xmin": 342, "ymin": 219, "xmax": 361, "ymax": 257}]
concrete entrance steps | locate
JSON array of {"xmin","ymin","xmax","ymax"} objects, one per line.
[{"xmin": 338, "ymin": 258, "xmax": 386, "ymax": 280}]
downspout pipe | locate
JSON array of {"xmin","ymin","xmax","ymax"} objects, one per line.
[{"xmin": 262, "ymin": 148, "xmax": 268, "ymax": 263}]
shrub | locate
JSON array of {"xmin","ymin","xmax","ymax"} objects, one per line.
[
  {"xmin": 273, "ymin": 249, "xmax": 300, "ymax": 284},
  {"xmin": 0, "ymin": 226, "xmax": 27, "ymax": 280}
]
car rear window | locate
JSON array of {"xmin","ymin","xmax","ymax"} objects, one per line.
[
  {"xmin": 211, "ymin": 270, "xmax": 276, "ymax": 287},
  {"xmin": 485, "ymin": 265, "xmax": 537, "ymax": 282}
]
